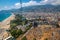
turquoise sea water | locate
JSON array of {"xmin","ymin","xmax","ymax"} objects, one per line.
[{"xmin": 0, "ymin": 12, "xmax": 11, "ymax": 22}]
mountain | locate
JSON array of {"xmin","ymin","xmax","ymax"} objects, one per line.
[
  {"xmin": 0, "ymin": 5, "xmax": 60, "ymax": 13},
  {"xmin": 18, "ymin": 5, "xmax": 60, "ymax": 13}
]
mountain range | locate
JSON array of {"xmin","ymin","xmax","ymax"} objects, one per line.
[{"xmin": 0, "ymin": 5, "xmax": 60, "ymax": 13}]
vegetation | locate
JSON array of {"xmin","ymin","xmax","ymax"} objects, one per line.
[
  {"xmin": 10, "ymin": 20, "xmax": 19, "ymax": 29},
  {"xmin": 10, "ymin": 14, "xmax": 26, "ymax": 38},
  {"xmin": 33, "ymin": 38, "xmax": 36, "ymax": 40},
  {"xmin": 56, "ymin": 24, "xmax": 60, "ymax": 28},
  {"xmin": 44, "ymin": 38, "xmax": 48, "ymax": 40},
  {"xmin": 10, "ymin": 29, "xmax": 23, "ymax": 38},
  {"xmin": 21, "ymin": 36, "xmax": 27, "ymax": 40},
  {"xmin": 10, "ymin": 14, "xmax": 32, "ymax": 38},
  {"xmin": 26, "ymin": 26, "xmax": 31, "ymax": 30}
]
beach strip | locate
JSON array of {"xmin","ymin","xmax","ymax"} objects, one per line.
[{"xmin": 0, "ymin": 13, "xmax": 15, "ymax": 29}]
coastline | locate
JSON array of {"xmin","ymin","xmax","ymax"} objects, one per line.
[
  {"xmin": 0, "ymin": 13, "xmax": 15, "ymax": 29},
  {"xmin": 2, "ymin": 13, "xmax": 15, "ymax": 23}
]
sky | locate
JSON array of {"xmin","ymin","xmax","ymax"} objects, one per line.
[{"xmin": 0, "ymin": 0, "xmax": 60, "ymax": 10}]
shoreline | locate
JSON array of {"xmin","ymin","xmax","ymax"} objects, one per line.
[
  {"xmin": 0, "ymin": 13, "xmax": 15, "ymax": 29},
  {"xmin": 2, "ymin": 13, "xmax": 15, "ymax": 23},
  {"xmin": 0, "ymin": 13, "xmax": 15, "ymax": 40},
  {"xmin": 2, "ymin": 14, "xmax": 13, "ymax": 22}
]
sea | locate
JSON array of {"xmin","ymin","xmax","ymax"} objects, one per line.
[{"xmin": 0, "ymin": 12, "xmax": 11, "ymax": 22}]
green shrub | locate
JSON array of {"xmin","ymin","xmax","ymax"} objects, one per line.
[
  {"xmin": 10, "ymin": 29, "xmax": 23, "ymax": 38},
  {"xmin": 33, "ymin": 38, "xmax": 36, "ymax": 40},
  {"xmin": 21, "ymin": 36, "xmax": 27, "ymax": 40},
  {"xmin": 45, "ymin": 38, "xmax": 48, "ymax": 40}
]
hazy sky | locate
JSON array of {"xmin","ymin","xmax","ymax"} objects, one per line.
[{"xmin": 0, "ymin": 0, "xmax": 60, "ymax": 10}]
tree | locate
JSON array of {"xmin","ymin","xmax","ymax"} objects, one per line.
[
  {"xmin": 44, "ymin": 38, "xmax": 48, "ymax": 40},
  {"xmin": 15, "ymin": 14, "xmax": 23, "ymax": 21},
  {"xmin": 33, "ymin": 38, "xmax": 36, "ymax": 40},
  {"xmin": 10, "ymin": 29, "xmax": 17, "ymax": 38},
  {"xmin": 21, "ymin": 36, "xmax": 27, "ymax": 40},
  {"xmin": 56, "ymin": 24, "xmax": 60, "ymax": 28},
  {"xmin": 16, "ymin": 29, "xmax": 23, "ymax": 36},
  {"xmin": 29, "ymin": 23, "xmax": 32, "ymax": 27},
  {"xmin": 33, "ymin": 21, "xmax": 38, "ymax": 28},
  {"xmin": 10, "ymin": 29, "xmax": 23, "ymax": 38}
]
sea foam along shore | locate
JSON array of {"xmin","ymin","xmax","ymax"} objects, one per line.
[{"xmin": 0, "ymin": 13, "xmax": 15, "ymax": 29}]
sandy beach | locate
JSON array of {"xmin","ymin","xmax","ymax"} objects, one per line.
[
  {"xmin": 0, "ymin": 13, "xmax": 15, "ymax": 40},
  {"xmin": 0, "ymin": 13, "xmax": 15, "ymax": 29}
]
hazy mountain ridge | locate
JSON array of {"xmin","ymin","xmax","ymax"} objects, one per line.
[
  {"xmin": 10, "ymin": 5, "xmax": 60, "ymax": 13},
  {"xmin": 20, "ymin": 5, "xmax": 60, "ymax": 13},
  {"xmin": 0, "ymin": 5, "xmax": 60, "ymax": 13}
]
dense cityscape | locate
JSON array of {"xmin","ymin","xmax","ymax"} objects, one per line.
[{"xmin": 0, "ymin": 0, "xmax": 60, "ymax": 40}]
